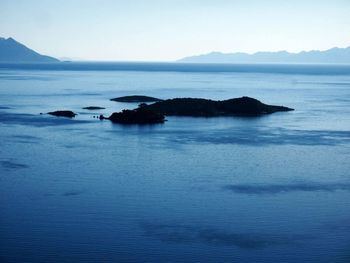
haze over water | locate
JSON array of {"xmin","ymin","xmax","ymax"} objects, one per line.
[{"xmin": 0, "ymin": 63, "xmax": 350, "ymax": 262}]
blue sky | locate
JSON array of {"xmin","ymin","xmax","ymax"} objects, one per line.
[{"xmin": 0, "ymin": 0, "xmax": 349, "ymax": 61}]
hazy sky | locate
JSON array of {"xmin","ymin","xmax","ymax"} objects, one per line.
[{"xmin": 1, "ymin": 0, "xmax": 349, "ymax": 61}]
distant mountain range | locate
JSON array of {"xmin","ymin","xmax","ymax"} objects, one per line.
[
  {"xmin": 178, "ymin": 47, "xmax": 350, "ymax": 64},
  {"xmin": 1, "ymin": 36, "xmax": 349, "ymax": 64},
  {"xmin": 0, "ymin": 37, "xmax": 59, "ymax": 62}
]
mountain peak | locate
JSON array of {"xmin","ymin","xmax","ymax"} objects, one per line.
[{"xmin": 0, "ymin": 37, "xmax": 17, "ymax": 43}]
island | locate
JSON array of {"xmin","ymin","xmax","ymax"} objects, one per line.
[
  {"xmin": 82, "ymin": 106, "xmax": 106, "ymax": 110},
  {"xmin": 103, "ymin": 96, "xmax": 294, "ymax": 124},
  {"xmin": 144, "ymin": 96, "xmax": 293, "ymax": 116},
  {"xmin": 48, "ymin": 110, "xmax": 77, "ymax": 118},
  {"xmin": 110, "ymin": 95, "xmax": 163, "ymax": 103}
]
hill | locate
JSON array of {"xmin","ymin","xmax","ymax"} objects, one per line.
[{"xmin": 0, "ymin": 37, "xmax": 59, "ymax": 62}]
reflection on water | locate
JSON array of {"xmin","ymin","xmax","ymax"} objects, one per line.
[
  {"xmin": 0, "ymin": 160, "xmax": 29, "ymax": 170},
  {"xmin": 143, "ymin": 125, "xmax": 350, "ymax": 146},
  {"xmin": 223, "ymin": 182, "xmax": 350, "ymax": 195},
  {"xmin": 140, "ymin": 222, "xmax": 307, "ymax": 249},
  {"xmin": 62, "ymin": 190, "xmax": 84, "ymax": 197}
]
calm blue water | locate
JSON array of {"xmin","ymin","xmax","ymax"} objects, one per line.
[{"xmin": 0, "ymin": 63, "xmax": 350, "ymax": 262}]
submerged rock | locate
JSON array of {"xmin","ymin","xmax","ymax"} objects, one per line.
[
  {"xmin": 110, "ymin": 95, "xmax": 163, "ymax": 103},
  {"xmin": 47, "ymin": 110, "xmax": 77, "ymax": 118},
  {"xmin": 82, "ymin": 106, "xmax": 106, "ymax": 110}
]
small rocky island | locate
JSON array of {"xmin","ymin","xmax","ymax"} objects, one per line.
[
  {"xmin": 104, "ymin": 96, "xmax": 294, "ymax": 124},
  {"xmin": 110, "ymin": 95, "xmax": 163, "ymax": 103},
  {"xmin": 82, "ymin": 106, "xmax": 106, "ymax": 110},
  {"xmin": 48, "ymin": 110, "xmax": 77, "ymax": 118}
]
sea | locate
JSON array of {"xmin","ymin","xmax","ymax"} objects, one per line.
[{"xmin": 0, "ymin": 62, "xmax": 350, "ymax": 263}]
